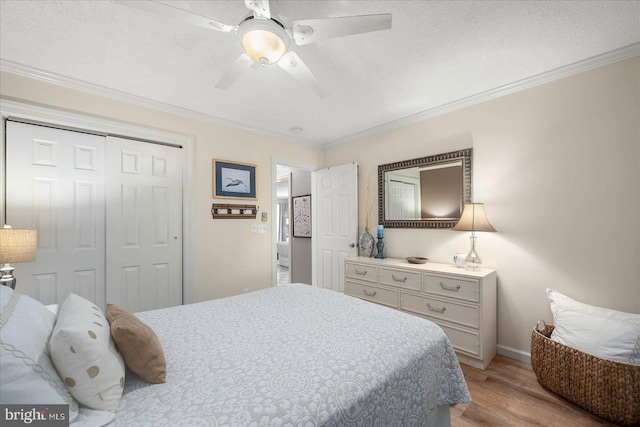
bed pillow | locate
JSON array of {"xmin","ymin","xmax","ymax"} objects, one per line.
[
  {"xmin": 547, "ymin": 289, "xmax": 640, "ymax": 365},
  {"xmin": 0, "ymin": 286, "xmax": 79, "ymax": 421},
  {"xmin": 49, "ymin": 293, "xmax": 125, "ymax": 411},
  {"xmin": 106, "ymin": 304, "xmax": 166, "ymax": 384}
]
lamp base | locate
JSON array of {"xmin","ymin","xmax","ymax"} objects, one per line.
[
  {"xmin": 465, "ymin": 233, "xmax": 482, "ymax": 271},
  {"xmin": 464, "ymin": 254, "xmax": 482, "ymax": 271},
  {"xmin": 0, "ymin": 264, "xmax": 17, "ymax": 289}
]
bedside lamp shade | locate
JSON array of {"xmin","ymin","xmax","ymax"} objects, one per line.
[
  {"xmin": 452, "ymin": 203, "xmax": 496, "ymax": 233},
  {"xmin": 452, "ymin": 203, "xmax": 495, "ymax": 270},
  {"xmin": 0, "ymin": 225, "xmax": 37, "ymax": 289}
]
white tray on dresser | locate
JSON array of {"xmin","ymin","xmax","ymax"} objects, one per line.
[{"xmin": 344, "ymin": 256, "xmax": 497, "ymax": 370}]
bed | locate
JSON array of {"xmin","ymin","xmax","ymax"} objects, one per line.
[{"xmin": 1, "ymin": 284, "xmax": 470, "ymax": 427}]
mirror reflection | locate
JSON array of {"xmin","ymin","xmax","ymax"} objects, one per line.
[{"xmin": 378, "ymin": 148, "xmax": 472, "ymax": 228}]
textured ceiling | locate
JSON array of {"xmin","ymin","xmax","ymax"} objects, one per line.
[{"xmin": 1, "ymin": 0, "xmax": 639, "ymax": 147}]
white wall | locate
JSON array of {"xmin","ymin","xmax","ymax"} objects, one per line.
[
  {"xmin": 324, "ymin": 56, "xmax": 640, "ymax": 356},
  {"xmin": 0, "ymin": 71, "xmax": 323, "ymax": 303}
]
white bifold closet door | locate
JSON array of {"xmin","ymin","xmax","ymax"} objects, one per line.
[
  {"xmin": 105, "ymin": 136, "xmax": 182, "ymax": 312},
  {"xmin": 5, "ymin": 121, "xmax": 182, "ymax": 312},
  {"xmin": 6, "ymin": 122, "xmax": 107, "ymax": 307}
]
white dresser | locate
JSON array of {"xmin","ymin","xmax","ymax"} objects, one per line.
[{"xmin": 344, "ymin": 256, "xmax": 497, "ymax": 370}]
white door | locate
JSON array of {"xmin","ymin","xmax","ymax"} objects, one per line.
[
  {"xmin": 316, "ymin": 163, "xmax": 358, "ymax": 292},
  {"xmin": 105, "ymin": 136, "xmax": 182, "ymax": 312},
  {"xmin": 6, "ymin": 121, "xmax": 107, "ymax": 307}
]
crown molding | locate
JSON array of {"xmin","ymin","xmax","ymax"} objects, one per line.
[
  {"xmin": 328, "ymin": 43, "xmax": 640, "ymax": 147},
  {"xmin": 0, "ymin": 59, "xmax": 324, "ymax": 150},
  {"xmin": 2, "ymin": 42, "xmax": 638, "ymax": 149}
]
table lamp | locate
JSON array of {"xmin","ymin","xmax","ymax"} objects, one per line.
[
  {"xmin": 452, "ymin": 203, "xmax": 496, "ymax": 270},
  {"xmin": 0, "ymin": 225, "xmax": 37, "ymax": 289}
]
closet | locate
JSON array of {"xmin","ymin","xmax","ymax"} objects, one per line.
[{"xmin": 5, "ymin": 120, "xmax": 182, "ymax": 311}]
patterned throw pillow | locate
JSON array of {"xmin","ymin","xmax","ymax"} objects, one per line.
[
  {"xmin": 49, "ymin": 293, "xmax": 125, "ymax": 411},
  {"xmin": 0, "ymin": 286, "xmax": 79, "ymax": 421},
  {"xmin": 106, "ymin": 304, "xmax": 166, "ymax": 384},
  {"xmin": 547, "ymin": 289, "xmax": 640, "ymax": 365}
]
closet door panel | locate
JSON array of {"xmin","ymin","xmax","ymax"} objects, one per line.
[
  {"xmin": 6, "ymin": 121, "xmax": 106, "ymax": 307},
  {"xmin": 105, "ymin": 136, "xmax": 182, "ymax": 312}
]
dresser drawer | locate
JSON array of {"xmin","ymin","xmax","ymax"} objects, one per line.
[
  {"xmin": 379, "ymin": 267, "xmax": 421, "ymax": 291},
  {"xmin": 345, "ymin": 262, "xmax": 377, "ymax": 283},
  {"xmin": 345, "ymin": 281, "xmax": 398, "ymax": 308},
  {"xmin": 437, "ymin": 322, "xmax": 481, "ymax": 357},
  {"xmin": 400, "ymin": 292, "xmax": 479, "ymax": 329},
  {"xmin": 424, "ymin": 274, "xmax": 480, "ymax": 303}
]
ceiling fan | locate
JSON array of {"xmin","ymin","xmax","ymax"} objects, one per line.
[{"xmin": 117, "ymin": 0, "xmax": 392, "ymax": 97}]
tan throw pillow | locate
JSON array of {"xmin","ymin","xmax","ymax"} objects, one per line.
[{"xmin": 106, "ymin": 304, "xmax": 166, "ymax": 384}]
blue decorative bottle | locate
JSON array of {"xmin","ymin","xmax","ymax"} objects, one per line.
[
  {"xmin": 375, "ymin": 225, "xmax": 385, "ymax": 259},
  {"xmin": 375, "ymin": 237, "xmax": 385, "ymax": 259}
]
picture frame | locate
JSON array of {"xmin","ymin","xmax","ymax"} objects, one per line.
[
  {"xmin": 292, "ymin": 195, "xmax": 311, "ymax": 238},
  {"xmin": 213, "ymin": 159, "xmax": 257, "ymax": 200}
]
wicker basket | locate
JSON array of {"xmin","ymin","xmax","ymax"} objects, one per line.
[{"xmin": 531, "ymin": 324, "xmax": 640, "ymax": 426}]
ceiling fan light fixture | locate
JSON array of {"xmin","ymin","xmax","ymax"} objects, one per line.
[{"xmin": 239, "ymin": 18, "xmax": 290, "ymax": 65}]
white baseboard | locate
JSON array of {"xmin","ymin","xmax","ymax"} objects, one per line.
[{"xmin": 497, "ymin": 345, "xmax": 531, "ymax": 364}]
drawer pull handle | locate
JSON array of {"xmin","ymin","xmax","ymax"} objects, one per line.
[
  {"xmin": 440, "ymin": 282, "xmax": 460, "ymax": 291},
  {"xmin": 355, "ymin": 269, "xmax": 368, "ymax": 276},
  {"xmin": 392, "ymin": 274, "xmax": 407, "ymax": 282},
  {"xmin": 426, "ymin": 303, "xmax": 446, "ymax": 313},
  {"xmin": 363, "ymin": 289, "xmax": 377, "ymax": 297}
]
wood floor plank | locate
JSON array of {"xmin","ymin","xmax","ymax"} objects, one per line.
[{"xmin": 452, "ymin": 355, "xmax": 620, "ymax": 427}]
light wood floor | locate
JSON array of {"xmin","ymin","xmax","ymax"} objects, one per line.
[{"xmin": 452, "ymin": 354, "xmax": 619, "ymax": 426}]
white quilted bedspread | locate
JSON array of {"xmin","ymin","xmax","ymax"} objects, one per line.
[{"xmin": 107, "ymin": 284, "xmax": 470, "ymax": 426}]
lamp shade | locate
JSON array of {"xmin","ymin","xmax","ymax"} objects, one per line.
[
  {"xmin": 0, "ymin": 227, "xmax": 37, "ymax": 263},
  {"xmin": 452, "ymin": 203, "xmax": 496, "ymax": 232}
]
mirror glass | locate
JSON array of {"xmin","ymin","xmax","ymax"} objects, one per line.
[{"xmin": 378, "ymin": 148, "xmax": 472, "ymax": 228}]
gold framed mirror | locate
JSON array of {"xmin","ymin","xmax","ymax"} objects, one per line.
[{"xmin": 378, "ymin": 148, "xmax": 472, "ymax": 228}]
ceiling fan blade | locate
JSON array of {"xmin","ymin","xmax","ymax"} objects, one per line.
[
  {"xmin": 244, "ymin": 0, "xmax": 271, "ymax": 19},
  {"xmin": 278, "ymin": 51, "xmax": 328, "ymax": 98},
  {"xmin": 115, "ymin": 1, "xmax": 236, "ymax": 33},
  {"xmin": 215, "ymin": 54, "xmax": 259, "ymax": 90},
  {"xmin": 291, "ymin": 14, "xmax": 392, "ymax": 45}
]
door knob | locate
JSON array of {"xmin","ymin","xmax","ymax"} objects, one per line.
[{"xmin": 349, "ymin": 243, "xmax": 356, "ymax": 248}]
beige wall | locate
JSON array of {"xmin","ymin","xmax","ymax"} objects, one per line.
[
  {"xmin": 324, "ymin": 56, "xmax": 640, "ymax": 355},
  {"xmin": 0, "ymin": 71, "xmax": 322, "ymax": 303}
]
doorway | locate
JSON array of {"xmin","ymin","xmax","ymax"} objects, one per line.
[
  {"xmin": 275, "ymin": 172, "xmax": 291, "ymax": 285},
  {"xmin": 271, "ymin": 159, "xmax": 359, "ymax": 291},
  {"xmin": 271, "ymin": 158, "xmax": 320, "ymax": 287}
]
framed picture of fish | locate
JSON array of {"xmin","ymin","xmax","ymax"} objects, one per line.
[
  {"xmin": 213, "ymin": 159, "xmax": 257, "ymax": 200},
  {"xmin": 292, "ymin": 194, "xmax": 311, "ymax": 238}
]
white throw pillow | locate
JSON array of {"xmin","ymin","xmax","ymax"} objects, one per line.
[
  {"xmin": 49, "ymin": 293, "xmax": 125, "ymax": 411},
  {"xmin": 0, "ymin": 286, "xmax": 79, "ymax": 421},
  {"xmin": 547, "ymin": 289, "xmax": 640, "ymax": 365}
]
